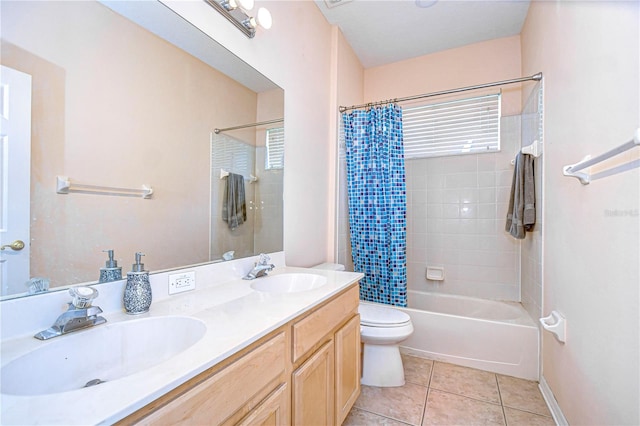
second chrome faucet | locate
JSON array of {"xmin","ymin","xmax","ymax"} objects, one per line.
[{"xmin": 243, "ymin": 253, "xmax": 275, "ymax": 280}]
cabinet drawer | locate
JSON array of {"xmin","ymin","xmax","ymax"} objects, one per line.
[
  {"xmin": 292, "ymin": 285, "xmax": 359, "ymax": 363},
  {"xmin": 138, "ymin": 332, "xmax": 287, "ymax": 425}
]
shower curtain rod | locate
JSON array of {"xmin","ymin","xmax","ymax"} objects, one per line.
[
  {"xmin": 214, "ymin": 118, "xmax": 284, "ymax": 134},
  {"xmin": 339, "ymin": 72, "xmax": 543, "ymax": 113}
]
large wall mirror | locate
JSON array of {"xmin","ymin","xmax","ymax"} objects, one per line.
[{"xmin": 0, "ymin": 0, "xmax": 284, "ymax": 300}]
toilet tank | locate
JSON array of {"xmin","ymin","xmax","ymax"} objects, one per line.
[{"xmin": 312, "ymin": 263, "xmax": 346, "ymax": 272}]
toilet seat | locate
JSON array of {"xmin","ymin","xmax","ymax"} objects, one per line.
[{"xmin": 359, "ymin": 303, "xmax": 411, "ymax": 328}]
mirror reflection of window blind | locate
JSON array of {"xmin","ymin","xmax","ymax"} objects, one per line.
[
  {"xmin": 211, "ymin": 133, "xmax": 252, "ymax": 177},
  {"xmin": 403, "ymin": 93, "xmax": 501, "ymax": 159},
  {"xmin": 266, "ymin": 127, "xmax": 284, "ymax": 170}
]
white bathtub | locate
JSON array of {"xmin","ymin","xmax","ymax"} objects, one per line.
[{"xmin": 395, "ymin": 290, "xmax": 539, "ymax": 380}]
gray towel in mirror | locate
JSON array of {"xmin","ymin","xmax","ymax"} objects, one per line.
[{"xmin": 222, "ymin": 172, "xmax": 246, "ymax": 230}]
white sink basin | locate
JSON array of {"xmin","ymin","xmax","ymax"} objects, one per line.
[
  {"xmin": 1, "ymin": 316, "xmax": 206, "ymax": 396},
  {"xmin": 250, "ymin": 273, "xmax": 327, "ymax": 293}
]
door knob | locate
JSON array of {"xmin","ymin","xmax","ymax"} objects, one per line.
[{"xmin": 1, "ymin": 240, "xmax": 25, "ymax": 251}]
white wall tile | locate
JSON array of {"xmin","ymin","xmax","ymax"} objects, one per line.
[{"xmin": 403, "ymin": 115, "xmax": 523, "ymax": 301}]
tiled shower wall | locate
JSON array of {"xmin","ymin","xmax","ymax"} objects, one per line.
[
  {"xmin": 405, "ymin": 116, "xmax": 522, "ymax": 301},
  {"xmin": 520, "ymin": 81, "xmax": 544, "ymax": 319},
  {"xmin": 254, "ymin": 147, "xmax": 284, "ymax": 255}
]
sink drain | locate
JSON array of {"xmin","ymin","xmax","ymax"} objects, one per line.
[{"xmin": 84, "ymin": 378, "xmax": 106, "ymax": 388}]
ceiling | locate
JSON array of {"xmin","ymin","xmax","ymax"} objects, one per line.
[{"xmin": 314, "ymin": 0, "xmax": 531, "ymax": 68}]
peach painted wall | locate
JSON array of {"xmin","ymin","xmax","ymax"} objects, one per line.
[
  {"xmin": 522, "ymin": 2, "xmax": 639, "ymax": 424},
  {"xmin": 163, "ymin": 0, "xmax": 336, "ymax": 267},
  {"xmin": 1, "ymin": 1, "xmax": 257, "ymax": 286},
  {"xmin": 364, "ymin": 36, "xmax": 522, "ymax": 116},
  {"xmin": 334, "ymin": 29, "xmax": 364, "ymax": 270}
]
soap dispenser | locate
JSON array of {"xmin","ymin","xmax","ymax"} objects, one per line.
[
  {"xmin": 99, "ymin": 249, "xmax": 122, "ymax": 283},
  {"xmin": 123, "ymin": 252, "xmax": 152, "ymax": 315}
]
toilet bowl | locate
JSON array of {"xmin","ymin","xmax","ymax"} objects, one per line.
[
  {"xmin": 312, "ymin": 263, "xmax": 414, "ymax": 387},
  {"xmin": 359, "ymin": 301, "xmax": 414, "ymax": 387}
]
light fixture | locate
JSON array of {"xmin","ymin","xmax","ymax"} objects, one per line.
[{"xmin": 204, "ymin": 0, "xmax": 271, "ymax": 38}]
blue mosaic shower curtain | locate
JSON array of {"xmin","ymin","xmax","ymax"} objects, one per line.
[{"xmin": 342, "ymin": 104, "xmax": 407, "ymax": 307}]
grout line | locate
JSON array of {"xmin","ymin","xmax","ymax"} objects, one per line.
[
  {"xmin": 427, "ymin": 388, "xmax": 504, "ymax": 407},
  {"xmin": 351, "ymin": 407, "xmax": 414, "ymax": 426},
  {"xmin": 496, "ymin": 373, "xmax": 509, "ymax": 426},
  {"xmin": 419, "ymin": 360, "xmax": 436, "ymax": 425}
]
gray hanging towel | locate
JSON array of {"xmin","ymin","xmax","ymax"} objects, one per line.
[
  {"xmin": 222, "ymin": 172, "xmax": 246, "ymax": 230},
  {"xmin": 505, "ymin": 152, "xmax": 536, "ymax": 239}
]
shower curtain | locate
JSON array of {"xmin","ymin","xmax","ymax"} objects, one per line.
[{"xmin": 342, "ymin": 104, "xmax": 407, "ymax": 307}]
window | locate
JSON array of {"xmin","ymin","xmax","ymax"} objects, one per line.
[
  {"xmin": 265, "ymin": 127, "xmax": 284, "ymax": 170},
  {"xmin": 402, "ymin": 93, "xmax": 501, "ymax": 159}
]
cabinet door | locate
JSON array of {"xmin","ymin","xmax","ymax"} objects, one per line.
[
  {"xmin": 238, "ymin": 383, "xmax": 289, "ymax": 426},
  {"xmin": 335, "ymin": 314, "xmax": 361, "ymax": 425},
  {"xmin": 292, "ymin": 340, "xmax": 335, "ymax": 426},
  {"xmin": 136, "ymin": 333, "xmax": 286, "ymax": 425}
]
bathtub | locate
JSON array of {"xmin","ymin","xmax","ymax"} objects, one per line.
[{"xmin": 394, "ymin": 290, "xmax": 539, "ymax": 380}]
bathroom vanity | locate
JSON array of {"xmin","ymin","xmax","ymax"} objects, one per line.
[
  {"xmin": 120, "ymin": 285, "xmax": 360, "ymax": 425},
  {"xmin": 0, "ymin": 255, "xmax": 363, "ymax": 425}
]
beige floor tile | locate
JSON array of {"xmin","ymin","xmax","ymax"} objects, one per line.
[
  {"xmin": 497, "ymin": 375, "xmax": 552, "ymax": 417},
  {"xmin": 422, "ymin": 389, "xmax": 506, "ymax": 426},
  {"xmin": 504, "ymin": 407, "xmax": 556, "ymax": 426},
  {"xmin": 343, "ymin": 407, "xmax": 412, "ymax": 425},
  {"xmin": 354, "ymin": 383, "xmax": 428, "ymax": 426},
  {"xmin": 402, "ymin": 354, "xmax": 433, "ymax": 386},
  {"xmin": 430, "ymin": 362, "xmax": 501, "ymax": 404}
]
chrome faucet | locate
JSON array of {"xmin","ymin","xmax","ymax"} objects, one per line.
[
  {"xmin": 243, "ymin": 253, "xmax": 275, "ymax": 280},
  {"xmin": 34, "ymin": 287, "xmax": 107, "ymax": 340}
]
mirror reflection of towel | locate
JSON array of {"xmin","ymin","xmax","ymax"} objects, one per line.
[
  {"xmin": 222, "ymin": 172, "xmax": 246, "ymax": 230},
  {"xmin": 506, "ymin": 152, "xmax": 536, "ymax": 239}
]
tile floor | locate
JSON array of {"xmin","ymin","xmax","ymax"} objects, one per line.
[{"xmin": 344, "ymin": 354, "xmax": 555, "ymax": 426}]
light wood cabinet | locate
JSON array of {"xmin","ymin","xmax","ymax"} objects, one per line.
[
  {"xmin": 335, "ymin": 314, "xmax": 361, "ymax": 425},
  {"xmin": 119, "ymin": 283, "xmax": 360, "ymax": 426},
  {"xmin": 292, "ymin": 341, "xmax": 335, "ymax": 425},
  {"xmin": 131, "ymin": 331, "xmax": 288, "ymax": 426},
  {"xmin": 237, "ymin": 384, "xmax": 289, "ymax": 426},
  {"xmin": 291, "ymin": 285, "xmax": 360, "ymax": 425},
  {"xmin": 292, "ymin": 286, "xmax": 359, "ymax": 362}
]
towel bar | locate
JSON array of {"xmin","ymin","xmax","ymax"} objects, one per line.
[
  {"xmin": 510, "ymin": 140, "xmax": 542, "ymax": 165},
  {"xmin": 56, "ymin": 176, "xmax": 153, "ymax": 199},
  {"xmin": 563, "ymin": 128, "xmax": 640, "ymax": 184},
  {"xmin": 219, "ymin": 168, "xmax": 258, "ymax": 183}
]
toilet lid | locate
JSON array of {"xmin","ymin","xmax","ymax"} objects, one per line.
[{"xmin": 359, "ymin": 303, "xmax": 411, "ymax": 327}]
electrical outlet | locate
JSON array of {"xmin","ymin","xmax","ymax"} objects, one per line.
[{"xmin": 168, "ymin": 271, "xmax": 196, "ymax": 295}]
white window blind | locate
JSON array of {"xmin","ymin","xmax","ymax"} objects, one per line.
[
  {"xmin": 265, "ymin": 127, "xmax": 284, "ymax": 170},
  {"xmin": 402, "ymin": 93, "xmax": 501, "ymax": 159}
]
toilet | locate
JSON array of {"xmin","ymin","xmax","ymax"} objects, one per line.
[
  {"xmin": 358, "ymin": 301, "xmax": 414, "ymax": 387},
  {"xmin": 313, "ymin": 263, "xmax": 414, "ymax": 387}
]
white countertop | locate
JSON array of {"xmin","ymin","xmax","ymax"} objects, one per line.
[{"xmin": 0, "ymin": 264, "xmax": 362, "ymax": 425}]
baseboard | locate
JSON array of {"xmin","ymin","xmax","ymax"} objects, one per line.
[{"xmin": 539, "ymin": 376, "xmax": 568, "ymax": 426}]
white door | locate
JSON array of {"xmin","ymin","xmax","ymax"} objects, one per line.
[{"xmin": 0, "ymin": 66, "xmax": 32, "ymax": 296}]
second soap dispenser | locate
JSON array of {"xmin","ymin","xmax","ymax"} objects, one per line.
[
  {"xmin": 99, "ymin": 249, "xmax": 122, "ymax": 283},
  {"xmin": 124, "ymin": 252, "xmax": 152, "ymax": 315}
]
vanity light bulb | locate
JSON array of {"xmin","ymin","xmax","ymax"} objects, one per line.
[
  {"xmin": 237, "ymin": 0, "xmax": 254, "ymax": 11},
  {"xmin": 256, "ymin": 7, "xmax": 272, "ymax": 29},
  {"xmin": 225, "ymin": 0, "xmax": 253, "ymax": 11}
]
